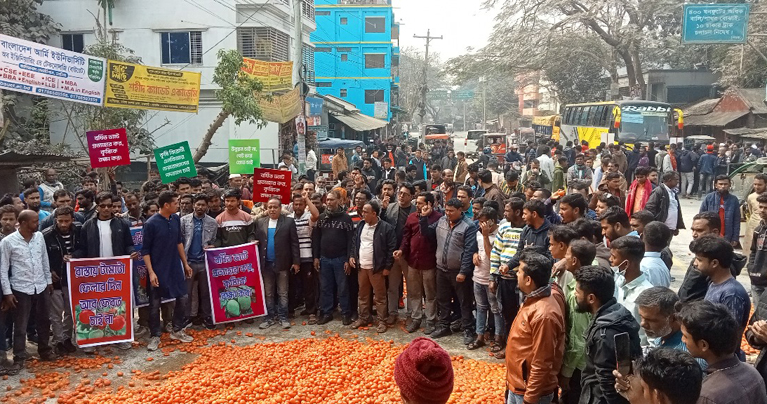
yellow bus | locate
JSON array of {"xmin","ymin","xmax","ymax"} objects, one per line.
[
  {"xmin": 531, "ymin": 115, "xmax": 561, "ymax": 142},
  {"xmin": 560, "ymin": 101, "xmax": 683, "ymax": 148}
]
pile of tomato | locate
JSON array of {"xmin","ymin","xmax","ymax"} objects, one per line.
[{"xmin": 2, "ymin": 330, "xmax": 505, "ymax": 404}]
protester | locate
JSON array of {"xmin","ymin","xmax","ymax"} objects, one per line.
[
  {"xmin": 39, "ymin": 190, "xmax": 85, "ymax": 230},
  {"xmin": 289, "ymin": 193, "xmax": 320, "ymax": 324},
  {"xmin": 419, "ymin": 198, "xmax": 478, "ymax": 343},
  {"xmin": 697, "ymin": 144, "xmax": 718, "ymax": 196},
  {"xmin": 180, "ymin": 194, "xmax": 217, "ymax": 330},
  {"xmin": 505, "ymin": 250, "xmax": 565, "ymax": 404},
  {"xmin": 141, "ymin": 192, "xmax": 195, "ymax": 351},
  {"xmin": 744, "ymin": 173, "xmax": 767, "ymax": 265},
  {"xmin": 625, "ymin": 167, "xmax": 654, "ymax": 214},
  {"xmin": 558, "ymin": 193, "xmax": 588, "ymax": 224},
  {"xmin": 331, "ymin": 147, "xmax": 348, "ymax": 178},
  {"xmin": 314, "ymin": 190, "xmax": 355, "ymax": 326},
  {"xmin": 566, "ymin": 153, "xmax": 592, "ymax": 191},
  {"xmin": 599, "ymin": 206, "xmax": 637, "ymax": 243},
  {"xmin": 1, "ymin": 210, "xmax": 56, "ymax": 370},
  {"xmin": 42, "ymin": 206, "xmax": 81, "ymax": 356},
  {"xmin": 644, "ymin": 172, "xmax": 685, "ymax": 237},
  {"xmin": 349, "ymin": 200, "xmax": 396, "ymax": 333},
  {"xmin": 639, "ymin": 222, "xmax": 672, "ymax": 287},
  {"xmin": 748, "ymin": 194, "xmax": 767, "ymax": 307},
  {"xmin": 700, "ymin": 175, "xmax": 740, "ymax": 248},
  {"xmin": 469, "ymin": 207, "xmax": 501, "ymax": 351},
  {"xmin": 383, "ymin": 183, "xmax": 416, "ymax": 325},
  {"xmin": 678, "ymin": 301, "xmax": 767, "ymax": 404},
  {"xmin": 613, "ymin": 348, "xmax": 702, "ymax": 404},
  {"xmin": 575, "ymin": 265, "xmax": 641, "ymax": 404}
]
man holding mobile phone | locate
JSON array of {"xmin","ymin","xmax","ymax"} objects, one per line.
[{"xmin": 574, "ymin": 266, "xmax": 641, "ymax": 404}]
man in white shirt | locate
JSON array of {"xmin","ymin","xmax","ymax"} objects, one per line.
[
  {"xmin": 349, "ymin": 201, "xmax": 396, "ymax": 333},
  {"xmin": 277, "ymin": 153, "xmax": 298, "ymax": 176},
  {"xmin": 536, "ymin": 146, "xmax": 555, "ymax": 191},
  {"xmin": 305, "ymin": 148, "xmax": 318, "ymax": 181},
  {"xmin": 1, "ymin": 210, "xmax": 56, "ymax": 369}
]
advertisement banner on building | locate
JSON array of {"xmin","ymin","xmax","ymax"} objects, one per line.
[
  {"xmin": 0, "ymin": 33, "xmax": 106, "ymax": 106},
  {"xmin": 258, "ymin": 87, "xmax": 302, "ymax": 124},
  {"xmin": 87, "ymin": 128, "xmax": 131, "ymax": 168},
  {"xmin": 229, "ymin": 139, "xmax": 261, "ymax": 174},
  {"xmin": 374, "ymin": 102, "xmax": 388, "ymax": 119},
  {"xmin": 205, "ymin": 242, "xmax": 266, "ymax": 324},
  {"xmin": 241, "ymin": 58, "xmax": 293, "ymax": 92},
  {"xmin": 306, "ymin": 97, "xmax": 323, "ymax": 116},
  {"xmin": 252, "ymin": 168, "xmax": 292, "ymax": 203},
  {"xmin": 105, "ymin": 60, "xmax": 201, "ymax": 112},
  {"xmin": 153, "ymin": 141, "xmax": 197, "ymax": 183},
  {"xmin": 67, "ymin": 257, "xmax": 134, "ymax": 348}
]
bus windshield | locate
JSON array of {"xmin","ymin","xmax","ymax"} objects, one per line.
[{"xmin": 619, "ymin": 110, "xmax": 669, "ymax": 143}]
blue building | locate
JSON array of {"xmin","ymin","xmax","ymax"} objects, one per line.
[{"xmin": 311, "ymin": 0, "xmax": 399, "ymax": 124}]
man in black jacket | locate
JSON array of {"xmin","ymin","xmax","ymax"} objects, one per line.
[
  {"xmin": 313, "ymin": 189, "xmax": 355, "ymax": 325},
  {"xmin": 499, "ymin": 199, "xmax": 552, "ymax": 275},
  {"xmin": 349, "ymin": 200, "xmax": 396, "ymax": 333},
  {"xmin": 43, "ymin": 206, "xmax": 82, "ymax": 356},
  {"xmin": 382, "ymin": 183, "xmax": 416, "ymax": 325},
  {"xmin": 255, "ymin": 198, "xmax": 300, "ymax": 330},
  {"xmin": 575, "ymin": 266, "xmax": 641, "ymax": 404},
  {"xmin": 679, "ymin": 212, "xmax": 747, "ymax": 302},
  {"xmin": 74, "ymin": 192, "xmax": 137, "ymax": 351},
  {"xmin": 644, "ymin": 171, "xmax": 685, "ymax": 237}
]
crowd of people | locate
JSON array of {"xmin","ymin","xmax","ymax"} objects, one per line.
[{"xmin": 0, "ymin": 135, "xmax": 766, "ymax": 404}]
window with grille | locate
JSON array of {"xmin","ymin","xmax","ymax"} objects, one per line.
[
  {"xmin": 62, "ymin": 34, "xmax": 84, "ymax": 53},
  {"xmin": 302, "ymin": 0, "xmax": 315, "ymax": 21},
  {"xmin": 340, "ymin": 17, "xmax": 348, "ymax": 25},
  {"xmin": 237, "ymin": 27, "xmax": 290, "ymax": 62},
  {"xmin": 341, "ymin": 54, "xmax": 348, "ymax": 62},
  {"xmin": 316, "ymin": 11, "xmax": 330, "ymax": 16},
  {"xmin": 365, "ymin": 90, "xmax": 384, "ymax": 104},
  {"xmin": 316, "ymin": 82, "xmax": 332, "ymax": 87},
  {"xmin": 365, "ymin": 54, "xmax": 385, "ymax": 69},
  {"xmin": 160, "ymin": 31, "xmax": 202, "ymax": 65},
  {"xmin": 337, "ymin": 47, "xmax": 352, "ymax": 52},
  {"xmin": 340, "ymin": 89, "xmax": 348, "ymax": 97},
  {"xmin": 314, "ymin": 47, "xmax": 331, "ymax": 52},
  {"xmin": 365, "ymin": 17, "xmax": 386, "ymax": 33}
]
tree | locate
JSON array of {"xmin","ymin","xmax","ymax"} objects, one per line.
[
  {"xmin": 0, "ymin": 0, "xmax": 60, "ymax": 143},
  {"xmin": 398, "ymin": 47, "xmax": 449, "ymax": 124},
  {"xmin": 192, "ymin": 49, "xmax": 266, "ymax": 163},
  {"xmin": 482, "ymin": 0, "xmax": 684, "ymax": 95},
  {"xmin": 715, "ymin": 2, "xmax": 767, "ymax": 88}
]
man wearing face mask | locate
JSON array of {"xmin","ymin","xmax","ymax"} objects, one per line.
[
  {"xmin": 635, "ymin": 287, "xmax": 707, "ymax": 368},
  {"xmin": 699, "ymin": 175, "xmax": 741, "ymax": 248},
  {"xmin": 610, "ymin": 235, "xmax": 653, "ymax": 348}
]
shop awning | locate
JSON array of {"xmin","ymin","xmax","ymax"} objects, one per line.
[{"xmin": 331, "ymin": 112, "xmax": 388, "ymax": 131}]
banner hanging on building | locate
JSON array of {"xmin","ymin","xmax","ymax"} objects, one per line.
[
  {"xmin": 241, "ymin": 58, "xmax": 293, "ymax": 92},
  {"xmin": 67, "ymin": 257, "xmax": 134, "ymax": 348},
  {"xmin": 258, "ymin": 86, "xmax": 302, "ymax": 124},
  {"xmin": 0, "ymin": 33, "xmax": 106, "ymax": 106},
  {"xmin": 205, "ymin": 242, "xmax": 266, "ymax": 324},
  {"xmin": 252, "ymin": 168, "xmax": 291, "ymax": 203},
  {"xmin": 105, "ymin": 60, "xmax": 201, "ymax": 112},
  {"xmin": 87, "ymin": 128, "xmax": 131, "ymax": 168},
  {"xmin": 228, "ymin": 139, "xmax": 261, "ymax": 174},
  {"xmin": 154, "ymin": 141, "xmax": 197, "ymax": 183}
]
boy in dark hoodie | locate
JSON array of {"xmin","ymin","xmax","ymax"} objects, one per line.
[
  {"xmin": 748, "ymin": 194, "xmax": 767, "ymax": 308},
  {"xmin": 574, "ymin": 266, "xmax": 641, "ymax": 404}
]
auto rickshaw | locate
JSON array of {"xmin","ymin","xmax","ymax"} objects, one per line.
[{"xmin": 482, "ymin": 133, "xmax": 508, "ymax": 162}]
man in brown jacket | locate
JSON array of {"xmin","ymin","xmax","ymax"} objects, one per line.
[
  {"xmin": 332, "ymin": 147, "xmax": 348, "ymax": 178},
  {"xmin": 479, "ymin": 169, "xmax": 506, "ymax": 208},
  {"xmin": 454, "ymin": 151, "xmax": 469, "ymax": 184},
  {"xmin": 505, "ymin": 250, "xmax": 565, "ymax": 404}
]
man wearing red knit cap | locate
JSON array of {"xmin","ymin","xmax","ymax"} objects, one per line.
[{"xmin": 394, "ymin": 337, "xmax": 454, "ymax": 404}]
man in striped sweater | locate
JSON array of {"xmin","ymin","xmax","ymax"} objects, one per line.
[{"xmin": 489, "ymin": 197, "xmax": 526, "ymax": 359}]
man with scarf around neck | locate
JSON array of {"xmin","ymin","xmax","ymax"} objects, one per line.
[
  {"xmin": 504, "ymin": 250, "xmax": 565, "ymax": 404},
  {"xmin": 625, "ymin": 166, "xmax": 654, "ymax": 215},
  {"xmin": 699, "ymin": 175, "xmax": 741, "ymax": 248}
]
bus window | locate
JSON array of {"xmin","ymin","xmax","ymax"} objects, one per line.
[
  {"xmin": 600, "ymin": 105, "xmax": 612, "ymax": 127},
  {"xmin": 579, "ymin": 106, "xmax": 590, "ymax": 126},
  {"xmin": 589, "ymin": 106, "xmax": 604, "ymax": 126},
  {"xmin": 564, "ymin": 107, "xmax": 572, "ymax": 125}
]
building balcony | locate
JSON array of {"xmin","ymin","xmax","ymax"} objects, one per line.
[{"xmin": 235, "ymin": 0, "xmax": 291, "ymax": 18}]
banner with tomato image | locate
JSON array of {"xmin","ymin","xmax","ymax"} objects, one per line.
[
  {"xmin": 67, "ymin": 257, "xmax": 134, "ymax": 348},
  {"xmin": 205, "ymin": 242, "xmax": 266, "ymax": 324}
]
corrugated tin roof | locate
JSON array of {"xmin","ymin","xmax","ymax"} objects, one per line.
[
  {"xmin": 723, "ymin": 127, "xmax": 767, "ymax": 138},
  {"xmin": 683, "ymin": 98, "xmax": 720, "ymax": 116},
  {"xmin": 330, "ymin": 112, "xmax": 388, "ymax": 131},
  {"xmin": 684, "ymin": 110, "xmax": 748, "ymax": 127},
  {"xmin": 735, "ymin": 88, "xmax": 767, "ymax": 114},
  {"xmin": 0, "ymin": 151, "xmax": 73, "ymax": 167}
]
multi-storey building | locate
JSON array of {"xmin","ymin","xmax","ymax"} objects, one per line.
[
  {"xmin": 310, "ymin": 0, "xmax": 399, "ymax": 122},
  {"xmin": 39, "ymin": 0, "xmax": 316, "ymax": 166}
]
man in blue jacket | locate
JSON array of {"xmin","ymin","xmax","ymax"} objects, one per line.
[
  {"xmin": 700, "ymin": 175, "xmax": 741, "ymax": 247},
  {"xmin": 697, "ymin": 144, "xmax": 718, "ymax": 197}
]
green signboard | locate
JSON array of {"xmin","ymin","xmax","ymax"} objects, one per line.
[
  {"xmin": 682, "ymin": 4, "xmax": 750, "ymax": 44},
  {"xmin": 228, "ymin": 139, "xmax": 261, "ymax": 174},
  {"xmin": 153, "ymin": 141, "xmax": 197, "ymax": 183},
  {"xmin": 427, "ymin": 90, "xmax": 449, "ymax": 101},
  {"xmin": 453, "ymin": 90, "xmax": 475, "ymax": 100}
]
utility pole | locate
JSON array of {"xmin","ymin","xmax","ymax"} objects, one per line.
[
  {"xmin": 480, "ymin": 76, "xmax": 487, "ymax": 130},
  {"xmin": 413, "ymin": 29, "xmax": 442, "ymax": 138},
  {"xmin": 293, "ymin": 0, "xmax": 306, "ymax": 175}
]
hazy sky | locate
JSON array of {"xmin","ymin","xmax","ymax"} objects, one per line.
[{"xmin": 393, "ymin": 0, "xmax": 497, "ymax": 62}]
